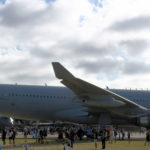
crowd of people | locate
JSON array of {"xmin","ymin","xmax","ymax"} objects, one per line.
[
  {"xmin": 24, "ymin": 126, "xmax": 48, "ymax": 144},
  {"xmin": 53, "ymin": 126, "xmax": 130, "ymax": 149},
  {"xmin": 0, "ymin": 125, "xmax": 145, "ymax": 149},
  {"xmin": 1, "ymin": 128, "xmax": 16, "ymax": 145}
]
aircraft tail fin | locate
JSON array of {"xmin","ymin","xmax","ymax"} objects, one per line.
[{"xmin": 52, "ymin": 62, "xmax": 75, "ymax": 80}]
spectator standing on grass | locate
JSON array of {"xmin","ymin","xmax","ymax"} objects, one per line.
[
  {"xmin": 87, "ymin": 127, "xmax": 92, "ymax": 140},
  {"xmin": 121, "ymin": 129, "xmax": 125, "ymax": 140},
  {"xmin": 93, "ymin": 129, "xmax": 98, "ymax": 149},
  {"xmin": 24, "ymin": 127, "xmax": 28, "ymax": 142},
  {"xmin": 35, "ymin": 126, "xmax": 39, "ymax": 143},
  {"xmin": 109, "ymin": 128, "xmax": 114, "ymax": 144},
  {"xmin": 145, "ymin": 129, "xmax": 150, "ymax": 146},
  {"xmin": 31, "ymin": 127, "xmax": 35, "ymax": 139},
  {"xmin": 2, "ymin": 128, "xmax": 7, "ymax": 145},
  {"xmin": 69, "ymin": 128, "xmax": 76, "ymax": 148},
  {"xmin": 8, "ymin": 129, "xmax": 13, "ymax": 144},
  {"xmin": 58, "ymin": 128, "xmax": 63, "ymax": 140},
  {"xmin": 77, "ymin": 127, "xmax": 84, "ymax": 140},
  {"xmin": 114, "ymin": 128, "xmax": 118, "ymax": 143},
  {"xmin": 101, "ymin": 129, "xmax": 106, "ymax": 149},
  {"xmin": 64, "ymin": 129, "xmax": 71, "ymax": 147},
  {"xmin": 40, "ymin": 128, "xmax": 44, "ymax": 144},
  {"xmin": 12, "ymin": 128, "xmax": 16, "ymax": 145},
  {"xmin": 106, "ymin": 129, "xmax": 110, "ymax": 141},
  {"xmin": 118, "ymin": 130, "xmax": 121, "ymax": 140},
  {"xmin": 127, "ymin": 131, "xmax": 131, "ymax": 144},
  {"xmin": 43, "ymin": 127, "xmax": 48, "ymax": 144}
]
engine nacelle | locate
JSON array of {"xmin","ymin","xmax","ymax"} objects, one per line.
[
  {"xmin": 138, "ymin": 116, "xmax": 150, "ymax": 127},
  {"xmin": 74, "ymin": 98, "xmax": 125, "ymax": 108}
]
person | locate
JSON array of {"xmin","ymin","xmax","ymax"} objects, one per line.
[
  {"xmin": 2, "ymin": 128, "xmax": 7, "ymax": 145},
  {"xmin": 121, "ymin": 129, "xmax": 125, "ymax": 140},
  {"xmin": 12, "ymin": 128, "xmax": 16, "ymax": 145},
  {"xmin": 127, "ymin": 131, "xmax": 131, "ymax": 144},
  {"xmin": 64, "ymin": 129, "xmax": 71, "ymax": 147},
  {"xmin": 40, "ymin": 128, "xmax": 44, "ymax": 144},
  {"xmin": 106, "ymin": 129, "xmax": 110, "ymax": 141},
  {"xmin": 145, "ymin": 129, "xmax": 150, "ymax": 146},
  {"xmin": 58, "ymin": 128, "xmax": 63, "ymax": 140},
  {"xmin": 24, "ymin": 128, "xmax": 28, "ymax": 142},
  {"xmin": 8, "ymin": 129, "xmax": 13, "ymax": 144},
  {"xmin": 118, "ymin": 130, "xmax": 121, "ymax": 140},
  {"xmin": 37, "ymin": 127, "xmax": 41, "ymax": 143},
  {"xmin": 109, "ymin": 128, "xmax": 114, "ymax": 144},
  {"xmin": 93, "ymin": 129, "xmax": 98, "ymax": 149},
  {"xmin": 35, "ymin": 126, "xmax": 39, "ymax": 143},
  {"xmin": 114, "ymin": 128, "xmax": 118, "ymax": 143},
  {"xmin": 31, "ymin": 127, "xmax": 35, "ymax": 139},
  {"xmin": 77, "ymin": 127, "xmax": 84, "ymax": 140},
  {"xmin": 101, "ymin": 129, "xmax": 106, "ymax": 149},
  {"xmin": 87, "ymin": 127, "xmax": 92, "ymax": 140},
  {"xmin": 69, "ymin": 128, "xmax": 76, "ymax": 148},
  {"xmin": 43, "ymin": 127, "xmax": 48, "ymax": 144}
]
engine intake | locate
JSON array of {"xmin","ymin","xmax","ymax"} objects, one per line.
[{"xmin": 138, "ymin": 116, "xmax": 150, "ymax": 127}]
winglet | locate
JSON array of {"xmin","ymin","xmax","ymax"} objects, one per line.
[{"xmin": 52, "ymin": 62, "xmax": 75, "ymax": 80}]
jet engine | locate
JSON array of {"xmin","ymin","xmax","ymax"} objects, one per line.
[
  {"xmin": 138, "ymin": 116, "xmax": 150, "ymax": 127},
  {"xmin": 76, "ymin": 98, "xmax": 125, "ymax": 108},
  {"xmin": 73, "ymin": 95, "xmax": 125, "ymax": 108}
]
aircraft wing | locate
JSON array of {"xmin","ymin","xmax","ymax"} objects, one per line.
[{"xmin": 52, "ymin": 62, "xmax": 149, "ymax": 117}]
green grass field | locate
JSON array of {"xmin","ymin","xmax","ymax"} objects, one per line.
[{"xmin": 1, "ymin": 139, "xmax": 150, "ymax": 150}]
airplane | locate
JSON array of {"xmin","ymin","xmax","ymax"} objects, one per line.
[{"xmin": 0, "ymin": 62, "xmax": 150, "ymax": 127}]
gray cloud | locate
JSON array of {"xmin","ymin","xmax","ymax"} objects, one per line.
[
  {"xmin": 27, "ymin": 39, "xmax": 116, "ymax": 60},
  {"xmin": 29, "ymin": 46, "xmax": 56, "ymax": 59},
  {"xmin": 0, "ymin": 57, "xmax": 52, "ymax": 84},
  {"xmin": 76, "ymin": 58, "xmax": 121, "ymax": 75},
  {"xmin": 123, "ymin": 61, "xmax": 150, "ymax": 75},
  {"xmin": 0, "ymin": 1, "xmax": 57, "ymax": 28},
  {"xmin": 52, "ymin": 39, "xmax": 116, "ymax": 58},
  {"xmin": 9, "ymin": 73, "xmax": 52, "ymax": 84},
  {"xmin": 69, "ymin": 42, "xmax": 111, "ymax": 57},
  {"xmin": 120, "ymin": 39, "xmax": 148, "ymax": 56},
  {"xmin": 25, "ymin": 37, "xmax": 150, "ymax": 77},
  {"xmin": 75, "ymin": 59, "xmax": 150, "ymax": 76},
  {"xmin": 110, "ymin": 16, "xmax": 150, "ymax": 31},
  {"xmin": 0, "ymin": 59, "xmax": 31, "ymax": 72}
]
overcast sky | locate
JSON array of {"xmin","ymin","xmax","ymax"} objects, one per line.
[{"xmin": 0, "ymin": 0, "xmax": 150, "ymax": 89}]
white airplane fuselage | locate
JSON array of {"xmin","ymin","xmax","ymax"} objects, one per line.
[
  {"xmin": 0, "ymin": 84, "xmax": 150, "ymax": 125},
  {"xmin": 0, "ymin": 84, "xmax": 96, "ymax": 124}
]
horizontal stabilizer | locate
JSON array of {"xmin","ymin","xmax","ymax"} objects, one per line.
[{"xmin": 52, "ymin": 62, "xmax": 75, "ymax": 80}]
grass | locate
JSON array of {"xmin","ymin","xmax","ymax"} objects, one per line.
[{"xmin": 1, "ymin": 139, "xmax": 150, "ymax": 150}]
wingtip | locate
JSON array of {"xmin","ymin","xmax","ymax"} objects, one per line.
[
  {"xmin": 52, "ymin": 62, "xmax": 74, "ymax": 80},
  {"xmin": 52, "ymin": 62, "xmax": 59, "ymax": 65}
]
